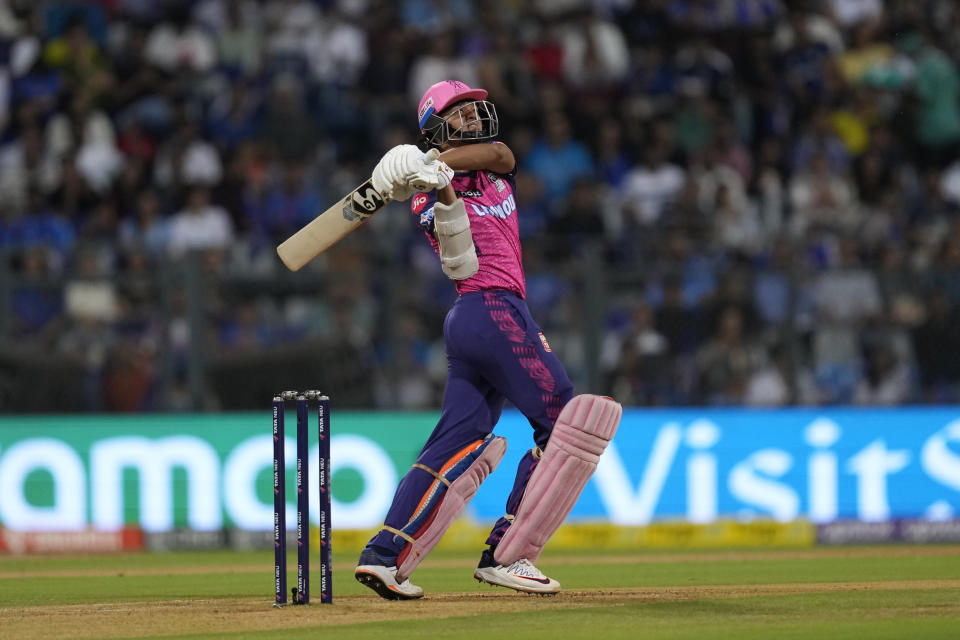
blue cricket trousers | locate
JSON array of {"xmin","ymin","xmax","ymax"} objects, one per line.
[{"xmin": 368, "ymin": 289, "xmax": 574, "ymax": 554}]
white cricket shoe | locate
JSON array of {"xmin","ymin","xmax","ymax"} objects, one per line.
[
  {"xmin": 355, "ymin": 549, "xmax": 424, "ymax": 600},
  {"xmin": 474, "ymin": 549, "xmax": 561, "ymax": 594}
]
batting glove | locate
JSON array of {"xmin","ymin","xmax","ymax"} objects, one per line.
[
  {"xmin": 409, "ymin": 150, "xmax": 455, "ymax": 192},
  {"xmin": 372, "ymin": 144, "xmax": 421, "ymax": 201}
]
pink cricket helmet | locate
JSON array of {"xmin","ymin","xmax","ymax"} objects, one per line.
[
  {"xmin": 416, "ymin": 80, "xmax": 499, "ymax": 149},
  {"xmin": 417, "ymin": 80, "xmax": 488, "ymax": 131}
]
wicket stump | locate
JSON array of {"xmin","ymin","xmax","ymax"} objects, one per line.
[{"xmin": 273, "ymin": 390, "xmax": 332, "ymax": 606}]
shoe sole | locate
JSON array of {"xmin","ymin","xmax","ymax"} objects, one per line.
[
  {"xmin": 355, "ymin": 569, "xmax": 424, "ymax": 600},
  {"xmin": 473, "ymin": 569, "xmax": 561, "ymax": 595}
]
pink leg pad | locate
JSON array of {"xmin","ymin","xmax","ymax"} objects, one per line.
[
  {"xmin": 494, "ymin": 394, "xmax": 621, "ymax": 566},
  {"xmin": 396, "ymin": 436, "xmax": 507, "ymax": 582}
]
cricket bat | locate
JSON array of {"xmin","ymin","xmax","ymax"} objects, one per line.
[
  {"xmin": 276, "ymin": 150, "xmax": 439, "ymax": 271},
  {"xmin": 276, "ymin": 179, "xmax": 389, "ymax": 271}
]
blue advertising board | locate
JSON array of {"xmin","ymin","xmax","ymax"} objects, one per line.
[
  {"xmin": 473, "ymin": 408, "xmax": 960, "ymax": 524},
  {"xmin": 1, "ymin": 408, "xmax": 958, "ymax": 532}
]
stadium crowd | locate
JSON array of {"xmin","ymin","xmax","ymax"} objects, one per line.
[{"xmin": 2, "ymin": 0, "xmax": 960, "ymax": 411}]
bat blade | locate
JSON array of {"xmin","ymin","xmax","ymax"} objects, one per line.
[{"xmin": 276, "ymin": 180, "xmax": 389, "ymax": 271}]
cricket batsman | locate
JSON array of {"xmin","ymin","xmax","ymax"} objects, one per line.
[{"xmin": 354, "ymin": 80, "xmax": 622, "ymax": 599}]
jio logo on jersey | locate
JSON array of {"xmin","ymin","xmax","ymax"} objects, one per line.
[{"xmin": 412, "ymin": 193, "xmax": 429, "ymax": 213}]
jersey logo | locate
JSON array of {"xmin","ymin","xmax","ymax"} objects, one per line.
[
  {"xmin": 486, "ymin": 172, "xmax": 506, "ymax": 193},
  {"xmin": 470, "ymin": 193, "xmax": 516, "ymax": 219},
  {"xmin": 419, "ymin": 207, "xmax": 435, "ymax": 228},
  {"xmin": 412, "ymin": 193, "xmax": 429, "ymax": 213},
  {"xmin": 538, "ymin": 332, "xmax": 552, "ymax": 352}
]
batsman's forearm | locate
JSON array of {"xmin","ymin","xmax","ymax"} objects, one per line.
[
  {"xmin": 439, "ymin": 142, "xmax": 515, "ymax": 174},
  {"xmin": 437, "ymin": 184, "xmax": 456, "ymax": 205}
]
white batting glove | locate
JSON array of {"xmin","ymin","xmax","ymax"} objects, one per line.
[
  {"xmin": 371, "ymin": 144, "xmax": 421, "ymax": 201},
  {"xmin": 409, "ymin": 153, "xmax": 455, "ymax": 193}
]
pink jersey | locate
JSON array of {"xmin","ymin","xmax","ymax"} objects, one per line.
[{"xmin": 411, "ymin": 163, "xmax": 525, "ymax": 298}]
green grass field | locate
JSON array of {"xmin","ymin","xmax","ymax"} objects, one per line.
[{"xmin": 2, "ymin": 545, "xmax": 959, "ymax": 639}]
